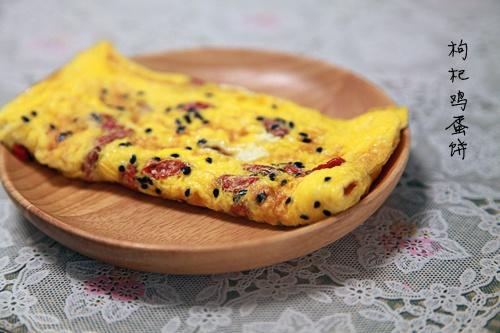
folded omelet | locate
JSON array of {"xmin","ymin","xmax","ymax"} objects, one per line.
[{"xmin": 0, "ymin": 42, "xmax": 407, "ymax": 226}]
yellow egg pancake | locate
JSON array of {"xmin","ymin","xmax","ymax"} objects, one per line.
[{"xmin": 0, "ymin": 42, "xmax": 408, "ymax": 226}]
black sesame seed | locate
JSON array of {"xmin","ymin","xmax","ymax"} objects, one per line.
[
  {"xmin": 299, "ymin": 132, "xmax": 308, "ymax": 137},
  {"xmin": 269, "ymin": 173, "xmax": 276, "ymax": 181},
  {"xmin": 145, "ymin": 128, "xmax": 152, "ymax": 133},
  {"xmin": 21, "ymin": 116, "xmax": 30, "ymax": 123},
  {"xmin": 302, "ymin": 138, "xmax": 312, "ymax": 143},
  {"xmin": 119, "ymin": 142, "xmax": 132, "ymax": 147},
  {"xmin": 155, "ymin": 188, "xmax": 161, "ymax": 194},
  {"xmin": 90, "ymin": 112, "xmax": 101, "ymax": 122},
  {"xmin": 187, "ymin": 107, "xmax": 197, "ymax": 113},
  {"xmin": 314, "ymin": 201, "xmax": 321, "ymax": 208},
  {"xmin": 324, "ymin": 176, "xmax": 332, "ymax": 182},
  {"xmin": 316, "ymin": 147, "xmax": 323, "ymax": 153},
  {"xmin": 170, "ymin": 153, "xmax": 180, "ymax": 158},
  {"xmin": 270, "ymin": 124, "xmax": 279, "ymax": 130},
  {"xmin": 205, "ymin": 157, "xmax": 213, "ymax": 164},
  {"xmin": 165, "ymin": 107, "xmax": 172, "ymax": 112},
  {"xmin": 293, "ymin": 161, "xmax": 304, "ymax": 169},
  {"xmin": 288, "ymin": 121, "xmax": 295, "ymax": 128},
  {"xmin": 118, "ymin": 165, "xmax": 125, "ymax": 172},
  {"xmin": 153, "ymin": 156, "xmax": 161, "ymax": 161},
  {"xmin": 57, "ymin": 131, "xmax": 72, "ymax": 142},
  {"xmin": 197, "ymin": 138, "xmax": 207, "ymax": 145},
  {"xmin": 256, "ymin": 192, "xmax": 267, "ymax": 204},
  {"xmin": 137, "ymin": 176, "xmax": 153, "ymax": 185},
  {"xmin": 184, "ymin": 188, "xmax": 191, "ymax": 197},
  {"xmin": 256, "ymin": 116, "xmax": 264, "ymax": 121},
  {"xmin": 129, "ymin": 154, "xmax": 137, "ymax": 164},
  {"xmin": 300, "ymin": 214, "xmax": 310, "ymax": 220},
  {"xmin": 280, "ymin": 179, "xmax": 288, "ymax": 186},
  {"xmin": 141, "ymin": 183, "xmax": 148, "ymax": 190},
  {"xmin": 49, "ymin": 124, "xmax": 56, "ymax": 130},
  {"xmin": 202, "ymin": 120, "xmax": 210, "ymax": 124},
  {"xmin": 323, "ymin": 209, "xmax": 332, "ymax": 217},
  {"xmin": 213, "ymin": 188, "xmax": 220, "ymax": 198},
  {"xmin": 271, "ymin": 104, "xmax": 278, "ymax": 109},
  {"xmin": 233, "ymin": 189, "xmax": 247, "ymax": 202},
  {"xmin": 285, "ymin": 197, "xmax": 292, "ymax": 205},
  {"xmin": 31, "ymin": 110, "xmax": 38, "ymax": 117},
  {"xmin": 184, "ymin": 115, "xmax": 192, "ymax": 124},
  {"xmin": 181, "ymin": 166, "xmax": 191, "ymax": 175},
  {"xmin": 175, "ymin": 119, "xmax": 182, "ymax": 126},
  {"xmin": 185, "ymin": 146, "xmax": 192, "ymax": 150},
  {"xmin": 176, "ymin": 126, "xmax": 186, "ymax": 134}
]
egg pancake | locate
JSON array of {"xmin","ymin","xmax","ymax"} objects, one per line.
[{"xmin": 0, "ymin": 42, "xmax": 408, "ymax": 226}]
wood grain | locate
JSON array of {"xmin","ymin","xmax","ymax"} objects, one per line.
[{"xmin": 0, "ymin": 48, "xmax": 410, "ymax": 274}]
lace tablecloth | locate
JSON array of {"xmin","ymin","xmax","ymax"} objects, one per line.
[{"xmin": 0, "ymin": 1, "xmax": 498, "ymax": 332}]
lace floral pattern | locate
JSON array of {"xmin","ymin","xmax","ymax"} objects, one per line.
[
  {"xmin": 243, "ymin": 309, "xmax": 355, "ymax": 333},
  {"xmin": 334, "ymin": 279, "xmax": 381, "ymax": 306},
  {"xmin": 186, "ymin": 305, "xmax": 233, "ymax": 332},
  {"xmin": 0, "ymin": 242, "xmax": 61, "ymax": 331},
  {"xmin": 355, "ymin": 208, "xmax": 470, "ymax": 272},
  {"xmin": 14, "ymin": 245, "xmax": 58, "ymax": 269},
  {"xmin": 64, "ymin": 261, "xmax": 182, "ymax": 323},
  {"xmin": 0, "ymin": 0, "xmax": 499, "ymax": 332}
]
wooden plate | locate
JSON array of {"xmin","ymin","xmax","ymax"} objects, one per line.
[{"xmin": 0, "ymin": 48, "xmax": 409, "ymax": 274}]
